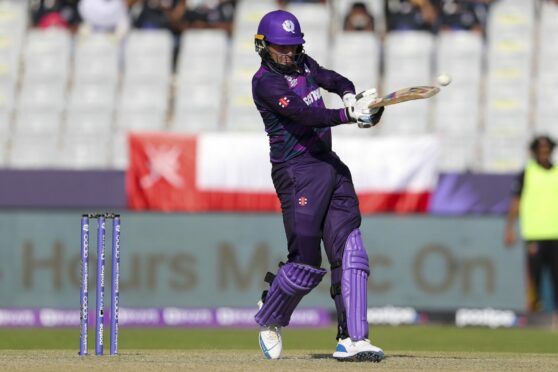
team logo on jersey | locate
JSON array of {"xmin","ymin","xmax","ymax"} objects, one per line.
[
  {"xmin": 278, "ymin": 97, "xmax": 290, "ymax": 108},
  {"xmin": 282, "ymin": 20, "xmax": 295, "ymax": 33},
  {"xmin": 298, "ymin": 196, "xmax": 308, "ymax": 206},
  {"xmin": 285, "ymin": 75, "xmax": 298, "ymax": 88}
]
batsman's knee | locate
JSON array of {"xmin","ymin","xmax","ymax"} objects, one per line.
[
  {"xmin": 256, "ymin": 262, "xmax": 327, "ymax": 327},
  {"xmin": 343, "ymin": 229, "xmax": 370, "ymax": 274}
]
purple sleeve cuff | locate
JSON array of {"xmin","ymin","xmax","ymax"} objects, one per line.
[{"xmin": 339, "ymin": 108, "xmax": 350, "ymax": 123}]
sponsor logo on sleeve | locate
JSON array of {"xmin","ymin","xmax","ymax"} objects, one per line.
[{"xmin": 278, "ymin": 97, "xmax": 290, "ymax": 108}]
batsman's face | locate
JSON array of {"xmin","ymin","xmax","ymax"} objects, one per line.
[{"xmin": 268, "ymin": 43, "xmax": 298, "ymax": 66}]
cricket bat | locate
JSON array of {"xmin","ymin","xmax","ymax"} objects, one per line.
[{"xmin": 368, "ymin": 86, "xmax": 440, "ymax": 109}]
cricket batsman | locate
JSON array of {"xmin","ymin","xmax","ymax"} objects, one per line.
[{"xmin": 251, "ymin": 9, "xmax": 385, "ymax": 362}]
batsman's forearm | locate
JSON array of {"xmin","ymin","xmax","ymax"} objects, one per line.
[{"xmin": 282, "ymin": 106, "xmax": 349, "ymax": 127}]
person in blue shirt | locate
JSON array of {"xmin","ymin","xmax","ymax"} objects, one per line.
[{"xmin": 251, "ymin": 9, "xmax": 385, "ymax": 362}]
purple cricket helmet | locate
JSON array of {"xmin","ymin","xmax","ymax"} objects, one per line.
[
  {"xmin": 255, "ymin": 10, "xmax": 306, "ymax": 74},
  {"xmin": 256, "ymin": 10, "xmax": 305, "ymax": 46}
]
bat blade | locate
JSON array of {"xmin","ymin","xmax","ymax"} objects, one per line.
[{"xmin": 368, "ymin": 86, "xmax": 440, "ymax": 109}]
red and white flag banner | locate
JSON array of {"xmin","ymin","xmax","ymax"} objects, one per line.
[{"xmin": 127, "ymin": 132, "xmax": 439, "ymax": 213}]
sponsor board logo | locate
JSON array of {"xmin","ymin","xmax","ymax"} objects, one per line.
[
  {"xmin": 163, "ymin": 308, "xmax": 213, "ymax": 326},
  {"xmin": 0, "ymin": 309, "xmax": 35, "ymax": 326},
  {"xmin": 455, "ymin": 308, "xmax": 522, "ymax": 328},
  {"xmin": 367, "ymin": 306, "xmax": 420, "ymax": 325}
]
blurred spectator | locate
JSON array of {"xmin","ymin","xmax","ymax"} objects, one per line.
[
  {"xmin": 30, "ymin": 0, "xmax": 81, "ymax": 32},
  {"xmin": 434, "ymin": 0, "xmax": 482, "ymax": 33},
  {"xmin": 384, "ymin": 0, "xmax": 438, "ymax": 32},
  {"xmin": 504, "ymin": 135, "xmax": 558, "ymax": 329},
  {"xmin": 343, "ymin": 2, "xmax": 375, "ymax": 32},
  {"xmin": 129, "ymin": 0, "xmax": 186, "ymax": 32},
  {"xmin": 78, "ymin": 0, "xmax": 130, "ymax": 37},
  {"xmin": 129, "ymin": 0, "xmax": 188, "ymax": 68},
  {"xmin": 180, "ymin": 0, "xmax": 236, "ymax": 36},
  {"xmin": 277, "ymin": 0, "xmax": 326, "ymax": 6},
  {"xmin": 205, "ymin": 0, "xmax": 236, "ymax": 35}
]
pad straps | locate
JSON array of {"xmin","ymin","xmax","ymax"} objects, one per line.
[{"xmin": 255, "ymin": 262, "xmax": 327, "ymax": 327}]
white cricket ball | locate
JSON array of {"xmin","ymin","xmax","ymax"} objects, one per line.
[{"xmin": 437, "ymin": 73, "xmax": 452, "ymax": 86}]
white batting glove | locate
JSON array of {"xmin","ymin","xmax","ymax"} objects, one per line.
[
  {"xmin": 345, "ymin": 88, "xmax": 382, "ymax": 128},
  {"xmin": 342, "ymin": 92, "xmax": 356, "ymax": 108}
]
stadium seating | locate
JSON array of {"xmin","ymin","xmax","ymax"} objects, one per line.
[
  {"xmin": 332, "ymin": 0, "xmax": 384, "ymax": 33},
  {"xmin": 111, "ymin": 131, "xmax": 129, "ymax": 169},
  {"xmin": 171, "ymin": 29, "xmax": 228, "ymax": 133},
  {"xmin": 380, "ymin": 31, "xmax": 434, "ymax": 136},
  {"xmin": 534, "ymin": 0, "xmax": 558, "ymax": 140},
  {"xmin": 65, "ymin": 109, "xmax": 114, "ymax": 137},
  {"xmin": 482, "ymin": 0, "xmax": 535, "ymax": 172},
  {"xmin": 436, "ymin": 134, "xmax": 479, "ymax": 172},
  {"xmin": 0, "ymin": 1, "xmax": 27, "ymax": 163},
  {"xmin": 8, "ymin": 136, "xmax": 60, "ymax": 169},
  {"xmin": 59, "ymin": 135, "xmax": 111, "ymax": 170},
  {"xmin": 74, "ymin": 33, "xmax": 120, "ymax": 84},
  {"xmin": 0, "ymin": 0, "xmax": 555, "ymax": 172},
  {"xmin": 434, "ymin": 31, "xmax": 482, "ymax": 137},
  {"xmin": 225, "ymin": 1, "xmax": 275, "ymax": 132},
  {"xmin": 328, "ymin": 31, "xmax": 380, "ymax": 137}
]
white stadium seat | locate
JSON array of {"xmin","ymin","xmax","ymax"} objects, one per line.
[
  {"xmin": 67, "ymin": 82, "xmax": 117, "ymax": 112},
  {"xmin": 170, "ymin": 110, "xmax": 221, "ymax": 133},
  {"xmin": 119, "ymin": 81, "xmax": 169, "ymax": 113},
  {"xmin": 18, "ymin": 79, "xmax": 66, "ymax": 112},
  {"xmin": 74, "ymin": 33, "xmax": 120, "ymax": 84},
  {"xmin": 480, "ymin": 135, "xmax": 529, "ymax": 173},
  {"xmin": 64, "ymin": 109, "xmax": 114, "ymax": 137},
  {"xmin": 0, "ymin": 108, "xmax": 12, "ymax": 136},
  {"xmin": 8, "ymin": 136, "xmax": 61, "ymax": 169},
  {"xmin": 59, "ymin": 136, "xmax": 111, "ymax": 169},
  {"xmin": 116, "ymin": 110, "xmax": 166, "ymax": 132},
  {"xmin": 13, "ymin": 110, "xmax": 61, "ymax": 136},
  {"xmin": 110, "ymin": 131, "xmax": 129, "ymax": 169},
  {"xmin": 22, "ymin": 28, "xmax": 71, "ymax": 83},
  {"xmin": 437, "ymin": 134, "xmax": 480, "ymax": 172},
  {"xmin": 124, "ymin": 30, "xmax": 173, "ymax": 83}
]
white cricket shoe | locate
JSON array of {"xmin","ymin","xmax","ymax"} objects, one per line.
[
  {"xmin": 258, "ymin": 325, "xmax": 282, "ymax": 359},
  {"xmin": 332, "ymin": 338, "xmax": 384, "ymax": 362}
]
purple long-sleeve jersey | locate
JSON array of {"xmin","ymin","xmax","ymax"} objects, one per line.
[{"xmin": 252, "ymin": 55, "xmax": 355, "ymax": 163}]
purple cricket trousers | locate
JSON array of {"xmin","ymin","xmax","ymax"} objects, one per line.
[{"xmin": 271, "ymin": 150, "xmax": 361, "ymax": 271}]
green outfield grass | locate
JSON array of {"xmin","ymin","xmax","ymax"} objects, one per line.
[
  {"xmin": 1, "ymin": 326, "xmax": 557, "ymax": 371},
  {"xmin": 1, "ymin": 325, "xmax": 557, "ymax": 353}
]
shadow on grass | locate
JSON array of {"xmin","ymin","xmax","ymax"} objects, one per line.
[
  {"xmin": 382, "ymin": 354, "xmax": 470, "ymax": 360},
  {"xmin": 311, "ymin": 353, "xmax": 471, "ymax": 361}
]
